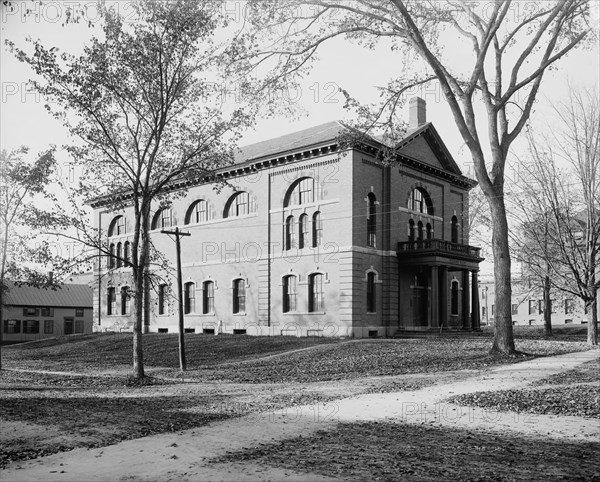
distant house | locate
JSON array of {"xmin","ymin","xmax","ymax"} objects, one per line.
[{"xmin": 2, "ymin": 283, "xmax": 93, "ymax": 343}]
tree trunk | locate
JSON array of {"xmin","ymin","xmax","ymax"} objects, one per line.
[
  {"xmin": 489, "ymin": 194, "xmax": 516, "ymax": 354},
  {"xmin": 588, "ymin": 270, "xmax": 598, "ymax": 346},
  {"xmin": 543, "ymin": 275, "xmax": 553, "ymax": 337},
  {"xmin": 132, "ymin": 206, "xmax": 150, "ymax": 380}
]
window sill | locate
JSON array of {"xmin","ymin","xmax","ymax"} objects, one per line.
[
  {"xmin": 233, "ymin": 312, "xmax": 247, "ymax": 316},
  {"xmin": 283, "ymin": 312, "xmax": 326, "ymax": 315}
]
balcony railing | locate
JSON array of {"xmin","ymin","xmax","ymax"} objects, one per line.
[{"xmin": 397, "ymin": 239, "xmax": 482, "ymax": 259}]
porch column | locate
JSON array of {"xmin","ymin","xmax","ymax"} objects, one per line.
[
  {"xmin": 462, "ymin": 270, "xmax": 470, "ymax": 329},
  {"xmin": 471, "ymin": 270, "xmax": 480, "ymax": 330},
  {"xmin": 431, "ymin": 266, "xmax": 439, "ymax": 327},
  {"xmin": 439, "ymin": 266, "xmax": 448, "ymax": 328}
]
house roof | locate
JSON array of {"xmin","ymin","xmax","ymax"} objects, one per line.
[{"xmin": 3, "ymin": 283, "xmax": 93, "ymax": 308}]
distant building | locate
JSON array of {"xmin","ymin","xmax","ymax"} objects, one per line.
[
  {"xmin": 2, "ymin": 283, "xmax": 93, "ymax": 343},
  {"xmin": 92, "ymin": 98, "xmax": 483, "ymax": 337}
]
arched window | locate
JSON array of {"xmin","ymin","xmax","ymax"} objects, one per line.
[
  {"xmin": 202, "ymin": 281, "xmax": 214, "ymax": 314},
  {"xmin": 367, "ymin": 193, "xmax": 376, "ymax": 248},
  {"xmin": 451, "ymin": 280, "xmax": 459, "ymax": 315},
  {"xmin": 417, "ymin": 221, "xmax": 424, "ymax": 245},
  {"xmin": 185, "ymin": 199, "xmax": 209, "ymax": 224},
  {"xmin": 151, "ymin": 208, "xmax": 173, "ymax": 230},
  {"xmin": 108, "ymin": 216, "xmax": 126, "ymax": 237},
  {"xmin": 282, "ymin": 275, "xmax": 297, "ymax": 313},
  {"xmin": 408, "ymin": 219, "xmax": 415, "ymax": 245},
  {"xmin": 109, "ymin": 243, "xmax": 116, "ymax": 269},
  {"xmin": 451, "ymin": 216, "xmax": 459, "ymax": 243},
  {"xmin": 408, "ymin": 188, "xmax": 433, "ymax": 215},
  {"xmin": 233, "ymin": 278, "xmax": 246, "ymax": 314},
  {"xmin": 158, "ymin": 284, "xmax": 167, "ymax": 315},
  {"xmin": 367, "ymin": 272, "xmax": 376, "ymax": 313},
  {"xmin": 312, "ymin": 211, "xmax": 323, "ymax": 247},
  {"xmin": 224, "ymin": 192, "xmax": 255, "ymax": 218},
  {"xmin": 285, "ymin": 215, "xmax": 296, "ymax": 250},
  {"xmin": 116, "ymin": 242, "xmax": 123, "ymax": 268},
  {"xmin": 184, "ymin": 282, "xmax": 195, "ymax": 314},
  {"xmin": 284, "ymin": 177, "xmax": 314, "ymax": 207},
  {"xmin": 120, "ymin": 286, "xmax": 131, "ymax": 315},
  {"xmin": 299, "ymin": 214, "xmax": 309, "ymax": 249},
  {"xmin": 308, "ymin": 273, "xmax": 324, "ymax": 312},
  {"xmin": 123, "ymin": 241, "xmax": 130, "ymax": 265},
  {"xmin": 107, "ymin": 287, "xmax": 116, "ymax": 315}
]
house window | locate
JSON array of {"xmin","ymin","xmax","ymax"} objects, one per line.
[
  {"xmin": 121, "ymin": 287, "xmax": 131, "ymax": 315},
  {"xmin": 23, "ymin": 307, "xmax": 38, "ymax": 316},
  {"xmin": 107, "ymin": 287, "xmax": 116, "ymax": 315},
  {"xmin": 408, "ymin": 219, "xmax": 415, "ymax": 244},
  {"xmin": 4, "ymin": 319, "xmax": 20, "ymax": 333},
  {"xmin": 408, "ymin": 188, "xmax": 433, "ymax": 214},
  {"xmin": 75, "ymin": 308, "xmax": 84, "ymax": 317},
  {"xmin": 151, "ymin": 208, "xmax": 173, "ymax": 230},
  {"xmin": 538, "ymin": 300, "xmax": 544, "ymax": 314},
  {"xmin": 451, "ymin": 216, "xmax": 459, "ymax": 243},
  {"xmin": 285, "ymin": 215, "xmax": 296, "ymax": 250},
  {"xmin": 116, "ymin": 242, "xmax": 123, "ymax": 268},
  {"xmin": 482, "ymin": 307, "xmax": 486, "ymax": 318},
  {"xmin": 284, "ymin": 177, "xmax": 314, "ymax": 207},
  {"xmin": 367, "ymin": 272, "xmax": 376, "ymax": 313},
  {"xmin": 158, "ymin": 284, "xmax": 167, "ymax": 315},
  {"xmin": 367, "ymin": 193, "xmax": 376, "ymax": 248},
  {"xmin": 185, "ymin": 199, "xmax": 209, "ymax": 224},
  {"xmin": 565, "ymin": 299, "xmax": 574, "ymax": 314},
  {"xmin": 233, "ymin": 278, "xmax": 245, "ymax": 314},
  {"xmin": 426, "ymin": 223, "xmax": 432, "ymax": 240},
  {"xmin": 312, "ymin": 211, "xmax": 323, "ymax": 247},
  {"xmin": 108, "ymin": 215, "xmax": 126, "ymax": 236},
  {"xmin": 451, "ymin": 281, "xmax": 459, "ymax": 315},
  {"xmin": 308, "ymin": 273, "xmax": 324, "ymax": 312},
  {"xmin": 491, "ymin": 304, "xmax": 495, "ymax": 315},
  {"xmin": 225, "ymin": 192, "xmax": 255, "ymax": 218},
  {"xmin": 283, "ymin": 275, "xmax": 297, "ymax": 313},
  {"xmin": 44, "ymin": 320, "xmax": 53, "ymax": 334},
  {"xmin": 202, "ymin": 281, "xmax": 214, "ymax": 314},
  {"xmin": 417, "ymin": 221, "xmax": 424, "ymax": 244},
  {"xmin": 41, "ymin": 307, "xmax": 54, "ymax": 317},
  {"xmin": 109, "ymin": 243, "xmax": 116, "ymax": 269},
  {"xmin": 299, "ymin": 214, "xmax": 309, "ymax": 249},
  {"xmin": 23, "ymin": 320, "xmax": 39, "ymax": 334},
  {"xmin": 511, "ymin": 304, "xmax": 519, "ymax": 315},
  {"xmin": 123, "ymin": 241, "xmax": 130, "ymax": 265},
  {"xmin": 184, "ymin": 282, "xmax": 195, "ymax": 314},
  {"xmin": 74, "ymin": 320, "xmax": 84, "ymax": 333},
  {"xmin": 528, "ymin": 300, "xmax": 536, "ymax": 315}
]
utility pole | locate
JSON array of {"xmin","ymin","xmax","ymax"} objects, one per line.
[{"xmin": 161, "ymin": 227, "xmax": 191, "ymax": 371}]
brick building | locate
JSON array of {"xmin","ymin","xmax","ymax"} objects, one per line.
[{"xmin": 92, "ymin": 98, "xmax": 483, "ymax": 337}]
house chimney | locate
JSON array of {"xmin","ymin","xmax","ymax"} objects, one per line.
[{"xmin": 409, "ymin": 97, "xmax": 426, "ymax": 130}]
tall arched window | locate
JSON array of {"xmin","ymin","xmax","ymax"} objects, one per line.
[
  {"xmin": 282, "ymin": 275, "xmax": 297, "ymax": 313},
  {"xmin": 107, "ymin": 287, "xmax": 116, "ymax": 315},
  {"xmin": 123, "ymin": 241, "xmax": 130, "ymax": 265},
  {"xmin": 109, "ymin": 243, "xmax": 116, "ymax": 269},
  {"xmin": 426, "ymin": 223, "xmax": 432, "ymax": 240},
  {"xmin": 184, "ymin": 282, "xmax": 195, "ymax": 314},
  {"xmin": 284, "ymin": 177, "xmax": 314, "ymax": 207},
  {"xmin": 451, "ymin": 216, "xmax": 459, "ymax": 243},
  {"xmin": 367, "ymin": 193, "xmax": 376, "ymax": 248},
  {"xmin": 408, "ymin": 188, "xmax": 433, "ymax": 215},
  {"xmin": 299, "ymin": 214, "xmax": 309, "ymax": 249},
  {"xmin": 185, "ymin": 199, "xmax": 209, "ymax": 224},
  {"xmin": 367, "ymin": 272, "xmax": 376, "ymax": 313},
  {"xmin": 151, "ymin": 208, "xmax": 173, "ymax": 230},
  {"xmin": 451, "ymin": 280, "xmax": 459, "ymax": 315},
  {"xmin": 285, "ymin": 215, "xmax": 296, "ymax": 250},
  {"xmin": 224, "ymin": 192, "xmax": 255, "ymax": 218},
  {"xmin": 308, "ymin": 273, "xmax": 324, "ymax": 312},
  {"xmin": 108, "ymin": 216, "xmax": 126, "ymax": 237},
  {"xmin": 312, "ymin": 211, "xmax": 323, "ymax": 247},
  {"xmin": 158, "ymin": 284, "xmax": 167, "ymax": 315},
  {"xmin": 417, "ymin": 221, "xmax": 424, "ymax": 245},
  {"xmin": 408, "ymin": 219, "xmax": 415, "ymax": 245},
  {"xmin": 233, "ymin": 278, "xmax": 246, "ymax": 314},
  {"xmin": 120, "ymin": 286, "xmax": 130, "ymax": 315},
  {"xmin": 202, "ymin": 280, "xmax": 214, "ymax": 314},
  {"xmin": 116, "ymin": 242, "xmax": 123, "ymax": 268}
]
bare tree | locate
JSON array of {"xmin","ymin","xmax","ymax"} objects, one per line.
[{"xmin": 236, "ymin": 0, "xmax": 593, "ymax": 353}]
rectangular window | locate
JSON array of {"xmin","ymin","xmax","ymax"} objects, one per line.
[
  {"xmin": 74, "ymin": 320, "xmax": 84, "ymax": 333},
  {"xmin": 511, "ymin": 304, "xmax": 519, "ymax": 315},
  {"xmin": 202, "ymin": 281, "xmax": 214, "ymax": 314},
  {"xmin": 299, "ymin": 178, "xmax": 314, "ymax": 204},
  {"xmin": 121, "ymin": 287, "xmax": 131, "ymax": 315},
  {"xmin": 23, "ymin": 307, "xmax": 39, "ymax": 316},
  {"xmin": 184, "ymin": 283, "xmax": 195, "ymax": 314},
  {"xmin": 3, "ymin": 319, "xmax": 21, "ymax": 333},
  {"xmin": 481, "ymin": 307, "xmax": 486, "ymax": 318},
  {"xmin": 491, "ymin": 304, "xmax": 495, "ymax": 315},
  {"xmin": 236, "ymin": 193, "xmax": 249, "ymax": 216},
  {"xmin": 565, "ymin": 299, "xmax": 574, "ymax": 314},
  {"xmin": 107, "ymin": 287, "xmax": 116, "ymax": 315},
  {"xmin": 23, "ymin": 320, "xmax": 40, "ymax": 334},
  {"xmin": 528, "ymin": 300, "xmax": 536, "ymax": 315},
  {"xmin": 283, "ymin": 276, "xmax": 297, "ymax": 313},
  {"xmin": 158, "ymin": 284, "xmax": 167, "ymax": 315},
  {"xmin": 44, "ymin": 320, "xmax": 54, "ymax": 334},
  {"xmin": 538, "ymin": 300, "xmax": 544, "ymax": 314},
  {"xmin": 75, "ymin": 308, "xmax": 84, "ymax": 317},
  {"xmin": 233, "ymin": 279, "xmax": 246, "ymax": 314},
  {"xmin": 309, "ymin": 274, "xmax": 324, "ymax": 312},
  {"xmin": 41, "ymin": 307, "xmax": 54, "ymax": 317},
  {"xmin": 367, "ymin": 273, "xmax": 376, "ymax": 313}
]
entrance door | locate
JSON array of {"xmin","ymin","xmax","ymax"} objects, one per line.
[
  {"xmin": 412, "ymin": 288, "xmax": 428, "ymax": 326},
  {"xmin": 64, "ymin": 318, "xmax": 74, "ymax": 335}
]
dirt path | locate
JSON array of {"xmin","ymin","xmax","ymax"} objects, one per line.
[{"xmin": 2, "ymin": 349, "xmax": 598, "ymax": 482}]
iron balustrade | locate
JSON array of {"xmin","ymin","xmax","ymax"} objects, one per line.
[{"xmin": 397, "ymin": 239, "xmax": 482, "ymax": 259}]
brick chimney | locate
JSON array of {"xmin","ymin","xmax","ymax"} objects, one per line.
[{"xmin": 409, "ymin": 97, "xmax": 426, "ymax": 130}]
